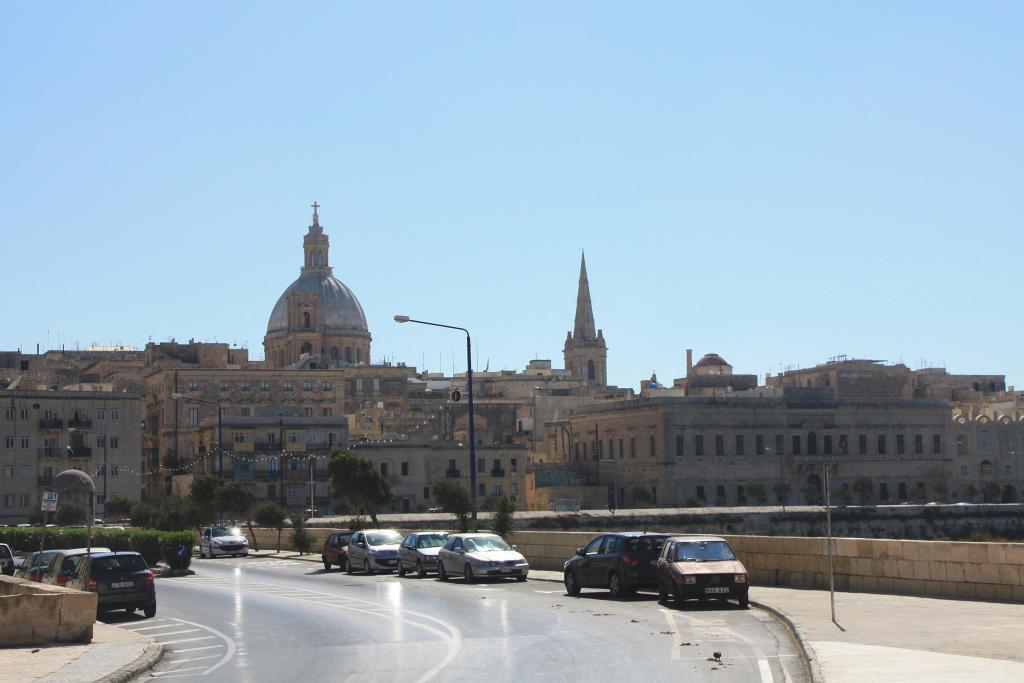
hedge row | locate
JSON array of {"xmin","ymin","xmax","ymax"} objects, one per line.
[{"xmin": 0, "ymin": 527, "xmax": 194, "ymax": 570}]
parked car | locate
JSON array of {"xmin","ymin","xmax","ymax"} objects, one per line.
[
  {"xmin": 345, "ymin": 529, "xmax": 403, "ymax": 573},
  {"xmin": 321, "ymin": 531, "xmax": 354, "ymax": 570},
  {"xmin": 397, "ymin": 531, "xmax": 450, "ymax": 578},
  {"xmin": 656, "ymin": 536, "xmax": 749, "ymax": 608},
  {"xmin": 43, "ymin": 548, "xmax": 113, "ymax": 587},
  {"xmin": 563, "ymin": 532, "xmax": 669, "ymax": 598},
  {"xmin": 65, "ymin": 551, "xmax": 157, "ymax": 617},
  {"xmin": 0, "ymin": 543, "xmax": 14, "ymax": 575},
  {"xmin": 199, "ymin": 525, "xmax": 249, "ymax": 558},
  {"xmin": 437, "ymin": 533, "xmax": 529, "ymax": 583},
  {"xmin": 14, "ymin": 549, "xmax": 61, "ymax": 582}
]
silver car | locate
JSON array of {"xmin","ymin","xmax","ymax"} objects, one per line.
[
  {"xmin": 437, "ymin": 533, "xmax": 529, "ymax": 583},
  {"xmin": 345, "ymin": 529, "xmax": 403, "ymax": 574},
  {"xmin": 397, "ymin": 531, "xmax": 450, "ymax": 578}
]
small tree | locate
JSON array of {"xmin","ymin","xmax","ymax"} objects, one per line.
[
  {"xmin": 801, "ymin": 483, "xmax": 822, "ymax": 505},
  {"xmin": 55, "ymin": 504, "xmax": 86, "ymax": 526},
  {"xmin": 130, "ymin": 501, "xmax": 159, "ymax": 529},
  {"xmin": 290, "ymin": 510, "xmax": 312, "ymax": 554},
  {"xmin": 156, "ymin": 495, "xmax": 201, "ymax": 531},
  {"xmin": 431, "ymin": 478, "xmax": 472, "ymax": 532},
  {"xmin": 772, "ymin": 481, "xmax": 791, "ymax": 504},
  {"xmin": 328, "ymin": 450, "xmax": 392, "ymax": 525},
  {"xmin": 746, "ymin": 483, "xmax": 768, "ymax": 505},
  {"xmin": 851, "ymin": 477, "xmax": 874, "ymax": 504},
  {"xmin": 493, "ymin": 496, "xmax": 516, "ymax": 539},
  {"xmin": 105, "ymin": 496, "xmax": 134, "ymax": 521},
  {"xmin": 254, "ymin": 502, "xmax": 286, "ymax": 553},
  {"xmin": 189, "ymin": 474, "xmax": 225, "ymax": 526},
  {"xmin": 217, "ymin": 483, "xmax": 259, "ymax": 550}
]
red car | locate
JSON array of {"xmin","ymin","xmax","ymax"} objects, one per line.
[
  {"xmin": 321, "ymin": 531, "xmax": 354, "ymax": 570},
  {"xmin": 656, "ymin": 536, "xmax": 750, "ymax": 609}
]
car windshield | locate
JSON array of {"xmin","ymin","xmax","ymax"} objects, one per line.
[
  {"xmin": 212, "ymin": 526, "xmax": 242, "ymax": 537},
  {"xmin": 366, "ymin": 531, "xmax": 403, "ymax": 546},
  {"xmin": 416, "ymin": 534, "xmax": 448, "ymax": 549},
  {"xmin": 0, "ymin": 546, "xmax": 11, "ymax": 558},
  {"xmin": 675, "ymin": 541, "xmax": 736, "ymax": 562},
  {"xmin": 33, "ymin": 551, "xmax": 58, "ymax": 568},
  {"xmin": 92, "ymin": 555, "xmax": 148, "ymax": 574},
  {"xmin": 465, "ymin": 536, "xmax": 511, "ymax": 552}
]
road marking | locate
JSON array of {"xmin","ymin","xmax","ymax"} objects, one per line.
[
  {"xmin": 124, "ymin": 623, "xmax": 180, "ymax": 631},
  {"xmin": 166, "ymin": 617, "xmax": 237, "ymax": 676},
  {"xmin": 160, "ymin": 636, "xmax": 216, "ymax": 645},
  {"xmin": 759, "ymin": 658, "xmax": 774, "ymax": 683},
  {"xmin": 163, "ymin": 655, "xmax": 222, "ymax": 665},
  {"xmin": 149, "ymin": 629, "xmax": 200, "ymax": 638},
  {"xmin": 152, "ymin": 666, "xmax": 207, "ymax": 676},
  {"xmin": 661, "ymin": 609, "xmax": 685, "ymax": 661},
  {"xmin": 172, "ymin": 645, "xmax": 223, "ymax": 653}
]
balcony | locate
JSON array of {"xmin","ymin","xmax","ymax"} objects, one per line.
[
  {"xmin": 67, "ymin": 447, "xmax": 92, "ymax": 458},
  {"xmin": 490, "ymin": 468, "xmax": 506, "ymax": 477},
  {"xmin": 445, "ymin": 469, "xmax": 461, "ymax": 478},
  {"xmin": 39, "ymin": 418, "xmax": 63, "ymax": 430},
  {"xmin": 68, "ymin": 417, "xmax": 93, "ymax": 429},
  {"xmin": 253, "ymin": 441, "xmax": 281, "ymax": 452}
]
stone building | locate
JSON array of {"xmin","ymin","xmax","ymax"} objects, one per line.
[
  {"xmin": 0, "ymin": 389, "xmax": 142, "ymax": 523},
  {"xmin": 263, "ymin": 204, "xmax": 371, "ymax": 369}
]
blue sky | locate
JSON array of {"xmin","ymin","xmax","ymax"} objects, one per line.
[{"xmin": 2, "ymin": 3, "xmax": 1021, "ymax": 389}]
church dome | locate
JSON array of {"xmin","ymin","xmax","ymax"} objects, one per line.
[
  {"xmin": 694, "ymin": 353, "xmax": 729, "ymax": 368},
  {"xmin": 266, "ymin": 271, "xmax": 369, "ymax": 335}
]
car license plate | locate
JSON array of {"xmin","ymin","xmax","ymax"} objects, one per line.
[
  {"xmin": 110, "ymin": 581, "xmax": 134, "ymax": 589},
  {"xmin": 704, "ymin": 587, "xmax": 730, "ymax": 594}
]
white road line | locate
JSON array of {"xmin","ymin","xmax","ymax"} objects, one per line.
[
  {"xmin": 164, "ymin": 655, "xmax": 222, "ymax": 665},
  {"xmin": 661, "ymin": 609, "xmax": 685, "ymax": 661},
  {"xmin": 152, "ymin": 666, "xmax": 207, "ymax": 676},
  {"xmin": 758, "ymin": 658, "xmax": 774, "ymax": 683},
  {"xmin": 124, "ymin": 624, "xmax": 180, "ymax": 632},
  {"xmin": 171, "ymin": 645, "xmax": 223, "ymax": 653},
  {"xmin": 167, "ymin": 617, "xmax": 237, "ymax": 675},
  {"xmin": 150, "ymin": 629, "xmax": 201, "ymax": 638},
  {"xmin": 160, "ymin": 636, "xmax": 216, "ymax": 645}
]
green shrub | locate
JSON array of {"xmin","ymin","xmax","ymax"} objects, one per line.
[
  {"xmin": 159, "ymin": 531, "xmax": 194, "ymax": 570},
  {"xmin": 130, "ymin": 530, "xmax": 163, "ymax": 566}
]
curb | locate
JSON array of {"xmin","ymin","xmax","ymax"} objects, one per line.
[
  {"xmin": 95, "ymin": 641, "xmax": 165, "ymax": 683},
  {"xmin": 751, "ymin": 600, "xmax": 824, "ymax": 683}
]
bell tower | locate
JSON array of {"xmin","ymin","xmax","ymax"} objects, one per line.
[
  {"xmin": 563, "ymin": 252, "xmax": 607, "ymax": 385},
  {"xmin": 303, "ymin": 201, "xmax": 331, "ymax": 272}
]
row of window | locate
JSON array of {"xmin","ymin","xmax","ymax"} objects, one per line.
[
  {"xmin": 187, "ymin": 380, "xmax": 335, "ymax": 392},
  {"xmin": 3, "ymin": 436, "xmax": 120, "ymax": 450},
  {"xmin": 954, "ymin": 433, "xmax": 1024, "ymax": 456},
  {"xmin": 574, "ymin": 435, "xmax": 656, "ymax": 461},
  {"xmin": 4, "ymin": 407, "xmax": 121, "ymax": 422},
  {"xmin": 961, "ymin": 462, "xmax": 1013, "ymax": 477},
  {"xmin": 231, "ymin": 431, "xmax": 340, "ymax": 445},
  {"xmin": 186, "ymin": 406, "xmax": 335, "ymax": 426},
  {"xmin": 691, "ymin": 480, "xmax": 930, "ymax": 504},
  {"xmin": 681, "ymin": 432, "xmax": 943, "ymax": 458},
  {"xmin": 376, "ymin": 458, "xmax": 520, "ymax": 478}
]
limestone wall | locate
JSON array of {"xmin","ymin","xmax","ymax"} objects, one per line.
[{"xmin": 0, "ymin": 576, "xmax": 96, "ymax": 645}]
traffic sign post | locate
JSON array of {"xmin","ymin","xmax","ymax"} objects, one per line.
[{"xmin": 41, "ymin": 491, "xmax": 58, "ymax": 512}]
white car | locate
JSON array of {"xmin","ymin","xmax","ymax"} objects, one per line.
[
  {"xmin": 199, "ymin": 525, "xmax": 249, "ymax": 558},
  {"xmin": 345, "ymin": 529, "xmax": 402, "ymax": 573},
  {"xmin": 0, "ymin": 543, "xmax": 14, "ymax": 575},
  {"xmin": 437, "ymin": 533, "xmax": 529, "ymax": 583}
]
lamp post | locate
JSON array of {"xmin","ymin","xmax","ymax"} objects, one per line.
[
  {"xmin": 172, "ymin": 393, "xmax": 224, "ymax": 477},
  {"xmin": 395, "ymin": 314, "xmax": 478, "ymax": 530}
]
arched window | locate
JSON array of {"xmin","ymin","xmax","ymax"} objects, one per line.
[
  {"xmin": 300, "ymin": 342, "xmax": 312, "ymax": 356},
  {"xmin": 807, "ymin": 431, "xmax": 818, "ymax": 456},
  {"xmin": 587, "ymin": 360, "xmax": 596, "ymax": 380},
  {"xmin": 980, "ymin": 460, "xmax": 994, "ymax": 477},
  {"xmin": 302, "ymin": 311, "xmax": 311, "ymax": 328},
  {"xmin": 344, "ymin": 347, "xmax": 353, "ymax": 364},
  {"xmin": 330, "ymin": 347, "xmax": 338, "ymax": 360}
]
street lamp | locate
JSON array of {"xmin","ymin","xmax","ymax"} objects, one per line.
[
  {"xmin": 172, "ymin": 393, "xmax": 224, "ymax": 477},
  {"xmin": 395, "ymin": 314, "xmax": 478, "ymax": 529}
]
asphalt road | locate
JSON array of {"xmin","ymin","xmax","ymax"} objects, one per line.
[{"xmin": 102, "ymin": 556, "xmax": 808, "ymax": 682}]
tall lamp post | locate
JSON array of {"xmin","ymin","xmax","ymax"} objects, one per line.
[
  {"xmin": 171, "ymin": 393, "xmax": 224, "ymax": 477},
  {"xmin": 395, "ymin": 314, "xmax": 478, "ymax": 530}
]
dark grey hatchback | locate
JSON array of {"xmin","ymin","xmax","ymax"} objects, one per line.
[
  {"xmin": 67, "ymin": 551, "xmax": 157, "ymax": 618},
  {"xmin": 563, "ymin": 532, "xmax": 668, "ymax": 598}
]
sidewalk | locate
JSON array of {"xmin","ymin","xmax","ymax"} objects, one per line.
[
  {"xmin": 752, "ymin": 586, "xmax": 1024, "ymax": 683},
  {"xmin": 0, "ymin": 622, "xmax": 162, "ymax": 683}
]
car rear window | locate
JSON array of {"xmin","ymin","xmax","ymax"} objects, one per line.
[
  {"xmin": 627, "ymin": 536, "xmax": 667, "ymax": 553},
  {"xmin": 92, "ymin": 555, "xmax": 149, "ymax": 575},
  {"xmin": 0, "ymin": 546, "xmax": 12, "ymax": 558}
]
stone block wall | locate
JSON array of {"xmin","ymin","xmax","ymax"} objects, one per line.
[{"xmin": 0, "ymin": 576, "xmax": 96, "ymax": 645}]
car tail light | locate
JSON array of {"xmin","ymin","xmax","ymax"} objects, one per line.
[
  {"xmin": 56, "ymin": 575, "xmax": 68, "ymax": 586},
  {"xmin": 144, "ymin": 571, "xmax": 155, "ymax": 588},
  {"xmin": 735, "ymin": 574, "xmax": 747, "ymax": 583},
  {"xmin": 622, "ymin": 552, "xmax": 639, "ymax": 567},
  {"xmin": 85, "ymin": 578, "xmax": 97, "ymax": 592}
]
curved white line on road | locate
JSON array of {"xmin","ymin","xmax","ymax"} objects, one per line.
[{"xmin": 167, "ymin": 617, "xmax": 237, "ymax": 675}]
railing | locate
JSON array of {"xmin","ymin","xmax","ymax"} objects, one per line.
[
  {"xmin": 67, "ymin": 447, "xmax": 92, "ymax": 458},
  {"xmin": 253, "ymin": 441, "xmax": 281, "ymax": 451},
  {"xmin": 39, "ymin": 418, "xmax": 63, "ymax": 430},
  {"xmin": 445, "ymin": 469, "xmax": 461, "ymax": 478},
  {"xmin": 490, "ymin": 468, "xmax": 506, "ymax": 477},
  {"xmin": 68, "ymin": 417, "xmax": 93, "ymax": 428}
]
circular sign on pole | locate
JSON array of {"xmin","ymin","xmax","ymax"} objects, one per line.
[{"xmin": 450, "ymin": 389, "xmax": 462, "ymax": 402}]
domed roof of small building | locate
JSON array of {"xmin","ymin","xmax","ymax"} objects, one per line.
[
  {"xmin": 266, "ymin": 271, "xmax": 369, "ymax": 335},
  {"xmin": 694, "ymin": 353, "xmax": 729, "ymax": 368}
]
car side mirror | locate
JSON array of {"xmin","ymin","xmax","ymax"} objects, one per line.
[
  {"xmin": 575, "ymin": 548, "xmax": 584, "ymax": 556},
  {"xmin": 511, "ymin": 545, "xmax": 518, "ymax": 551}
]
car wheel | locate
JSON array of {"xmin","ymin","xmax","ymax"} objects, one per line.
[
  {"xmin": 199, "ymin": 547, "xmax": 205, "ymax": 559},
  {"xmin": 323, "ymin": 557, "xmax": 331, "ymax": 571},
  {"xmin": 345, "ymin": 557, "xmax": 353, "ymax": 574},
  {"xmin": 398, "ymin": 562, "xmax": 407, "ymax": 577},
  {"xmin": 438, "ymin": 562, "xmax": 449, "ymax": 582},
  {"xmin": 739, "ymin": 595, "xmax": 750, "ymax": 609},
  {"xmin": 564, "ymin": 570, "xmax": 581, "ymax": 597},
  {"xmin": 417, "ymin": 560, "xmax": 426, "ymax": 578},
  {"xmin": 608, "ymin": 571, "xmax": 625, "ymax": 599},
  {"xmin": 143, "ymin": 603, "xmax": 156, "ymax": 619},
  {"xmin": 658, "ymin": 581, "xmax": 668, "ymax": 603},
  {"xmin": 673, "ymin": 581, "xmax": 686, "ymax": 607},
  {"xmin": 364, "ymin": 559, "xmax": 373, "ymax": 575},
  {"xmin": 464, "ymin": 564, "xmax": 475, "ymax": 583},
  {"xmin": 516, "ymin": 576, "xmax": 527, "ymax": 582}
]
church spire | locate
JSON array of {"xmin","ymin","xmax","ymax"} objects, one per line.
[
  {"xmin": 573, "ymin": 251, "xmax": 597, "ymax": 341},
  {"xmin": 302, "ymin": 202, "xmax": 331, "ymax": 273}
]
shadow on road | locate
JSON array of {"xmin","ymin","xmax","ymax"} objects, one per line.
[{"xmin": 97, "ymin": 610, "xmax": 149, "ymax": 624}]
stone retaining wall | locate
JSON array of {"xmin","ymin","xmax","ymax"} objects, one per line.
[{"xmin": 0, "ymin": 576, "xmax": 96, "ymax": 645}]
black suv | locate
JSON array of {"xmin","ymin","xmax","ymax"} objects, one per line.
[
  {"xmin": 66, "ymin": 551, "xmax": 157, "ymax": 618},
  {"xmin": 563, "ymin": 532, "xmax": 669, "ymax": 598}
]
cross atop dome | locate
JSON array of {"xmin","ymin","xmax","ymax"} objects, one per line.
[{"xmin": 311, "ymin": 201, "xmax": 321, "ymax": 227}]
